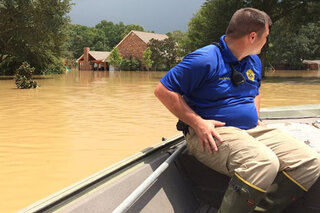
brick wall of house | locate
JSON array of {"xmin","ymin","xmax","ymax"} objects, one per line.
[
  {"xmin": 117, "ymin": 32, "xmax": 147, "ymax": 62},
  {"xmin": 81, "ymin": 47, "xmax": 91, "ymax": 70}
]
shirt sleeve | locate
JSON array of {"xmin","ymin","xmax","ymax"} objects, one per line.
[
  {"xmin": 160, "ymin": 49, "xmax": 215, "ymax": 96},
  {"xmin": 252, "ymin": 55, "xmax": 262, "ymax": 95}
]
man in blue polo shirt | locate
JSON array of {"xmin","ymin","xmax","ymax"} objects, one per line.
[
  {"xmin": 160, "ymin": 34, "xmax": 262, "ymax": 130},
  {"xmin": 155, "ymin": 8, "xmax": 319, "ymax": 213}
]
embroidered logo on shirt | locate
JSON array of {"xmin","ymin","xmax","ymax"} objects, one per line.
[
  {"xmin": 219, "ymin": 77, "xmax": 231, "ymax": 80},
  {"xmin": 246, "ymin": 69, "xmax": 255, "ymax": 81}
]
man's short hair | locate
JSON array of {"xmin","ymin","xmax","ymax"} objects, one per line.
[{"xmin": 226, "ymin": 8, "xmax": 272, "ymax": 39}]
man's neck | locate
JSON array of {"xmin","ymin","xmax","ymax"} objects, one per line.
[{"xmin": 224, "ymin": 36, "xmax": 249, "ymax": 61}]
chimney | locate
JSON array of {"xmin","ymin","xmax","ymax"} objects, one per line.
[
  {"xmin": 84, "ymin": 47, "xmax": 90, "ymax": 62},
  {"xmin": 83, "ymin": 47, "xmax": 90, "ymax": 70}
]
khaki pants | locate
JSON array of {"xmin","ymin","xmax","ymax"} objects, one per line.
[{"xmin": 186, "ymin": 125, "xmax": 320, "ymax": 192}]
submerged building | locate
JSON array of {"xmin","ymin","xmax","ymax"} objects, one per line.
[
  {"xmin": 115, "ymin": 30, "xmax": 168, "ymax": 63},
  {"xmin": 77, "ymin": 30, "xmax": 168, "ymax": 71},
  {"xmin": 77, "ymin": 48, "xmax": 110, "ymax": 71},
  {"xmin": 302, "ymin": 60, "xmax": 320, "ymax": 70}
]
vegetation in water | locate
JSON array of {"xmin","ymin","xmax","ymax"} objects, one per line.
[
  {"xmin": 107, "ymin": 48, "xmax": 122, "ymax": 71},
  {"xmin": 15, "ymin": 62, "xmax": 38, "ymax": 89},
  {"xmin": 120, "ymin": 57, "xmax": 141, "ymax": 71},
  {"xmin": 142, "ymin": 47, "xmax": 154, "ymax": 71}
]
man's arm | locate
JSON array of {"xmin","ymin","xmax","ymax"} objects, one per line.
[
  {"xmin": 154, "ymin": 82, "xmax": 225, "ymax": 153},
  {"xmin": 254, "ymin": 94, "xmax": 261, "ymax": 117},
  {"xmin": 254, "ymin": 94, "xmax": 264, "ymax": 126}
]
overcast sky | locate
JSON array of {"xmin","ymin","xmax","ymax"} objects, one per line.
[{"xmin": 69, "ymin": 0, "xmax": 206, "ymax": 33}]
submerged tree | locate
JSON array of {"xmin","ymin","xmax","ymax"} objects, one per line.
[
  {"xmin": 142, "ymin": 47, "xmax": 154, "ymax": 71},
  {"xmin": 15, "ymin": 62, "xmax": 38, "ymax": 89},
  {"xmin": 107, "ymin": 47, "xmax": 122, "ymax": 70},
  {"xmin": 120, "ymin": 57, "xmax": 141, "ymax": 71}
]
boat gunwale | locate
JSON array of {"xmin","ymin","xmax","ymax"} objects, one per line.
[{"xmin": 19, "ymin": 134, "xmax": 185, "ymax": 213}]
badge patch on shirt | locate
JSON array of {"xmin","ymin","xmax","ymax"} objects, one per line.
[{"xmin": 246, "ymin": 69, "xmax": 255, "ymax": 81}]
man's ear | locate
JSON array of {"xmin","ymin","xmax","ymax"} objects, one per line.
[{"xmin": 248, "ymin": 32, "xmax": 256, "ymax": 43}]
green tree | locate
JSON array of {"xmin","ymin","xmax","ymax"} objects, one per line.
[
  {"xmin": 142, "ymin": 47, "xmax": 154, "ymax": 71},
  {"xmin": 267, "ymin": 20, "xmax": 320, "ymax": 69},
  {"xmin": 165, "ymin": 38, "xmax": 179, "ymax": 69},
  {"xmin": 0, "ymin": 0, "xmax": 72, "ymax": 75},
  {"xmin": 181, "ymin": 0, "xmax": 320, "ymax": 75},
  {"xmin": 148, "ymin": 38, "xmax": 177, "ymax": 70},
  {"xmin": 64, "ymin": 25, "xmax": 105, "ymax": 60},
  {"xmin": 167, "ymin": 30, "xmax": 186, "ymax": 57},
  {"xmin": 148, "ymin": 39, "xmax": 164, "ymax": 70},
  {"xmin": 167, "ymin": 30, "xmax": 185, "ymax": 43},
  {"xmin": 119, "ymin": 57, "xmax": 141, "ymax": 71},
  {"xmin": 180, "ymin": 0, "xmax": 241, "ymax": 54},
  {"xmin": 107, "ymin": 47, "xmax": 122, "ymax": 70},
  {"xmin": 95, "ymin": 20, "xmax": 125, "ymax": 50},
  {"xmin": 96, "ymin": 21, "xmax": 144, "ymax": 49},
  {"xmin": 248, "ymin": 0, "xmax": 320, "ymax": 73},
  {"xmin": 130, "ymin": 57, "xmax": 141, "ymax": 71},
  {"xmin": 15, "ymin": 61, "xmax": 37, "ymax": 89},
  {"xmin": 95, "ymin": 20, "xmax": 145, "ymax": 51},
  {"xmin": 120, "ymin": 58, "xmax": 131, "ymax": 71}
]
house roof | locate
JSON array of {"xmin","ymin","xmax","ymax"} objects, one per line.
[
  {"xmin": 114, "ymin": 30, "xmax": 168, "ymax": 50},
  {"xmin": 77, "ymin": 51, "xmax": 110, "ymax": 62},
  {"xmin": 89, "ymin": 51, "xmax": 111, "ymax": 61},
  {"xmin": 302, "ymin": 60, "xmax": 320, "ymax": 65},
  {"xmin": 131, "ymin": 30, "xmax": 168, "ymax": 44}
]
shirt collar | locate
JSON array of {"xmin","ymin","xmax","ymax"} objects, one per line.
[{"xmin": 218, "ymin": 35, "xmax": 248, "ymax": 64}]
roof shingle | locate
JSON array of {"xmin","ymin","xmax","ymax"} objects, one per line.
[
  {"xmin": 89, "ymin": 51, "xmax": 110, "ymax": 61},
  {"xmin": 131, "ymin": 30, "xmax": 168, "ymax": 44}
]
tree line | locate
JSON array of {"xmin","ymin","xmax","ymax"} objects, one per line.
[{"xmin": 0, "ymin": 0, "xmax": 319, "ymax": 76}]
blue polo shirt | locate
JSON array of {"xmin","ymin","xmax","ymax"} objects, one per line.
[{"xmin": 160, "ymin": 35, "xmax": 262, "ymax": 129}]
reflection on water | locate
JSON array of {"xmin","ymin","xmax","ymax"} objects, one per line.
[{"xmin": 0, "ymin": 70, "xmax": 319, "ymax": 211}]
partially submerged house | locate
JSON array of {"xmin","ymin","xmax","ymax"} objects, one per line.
[
  {"xmin": 115, "ymin": 30, "xmax": 168, "ymax": 63},
  {"xmin": 77, "ymin": 48, "xmax": 110, "ymax": 71},
  {"xmin": 302, "ymin": 60, "xmax": 320, "ymax": 70},
  {"xmin": 77, "ymin": 30, "xmax": 168, "ymax": 71}
]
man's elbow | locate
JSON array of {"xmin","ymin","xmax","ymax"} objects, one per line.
[{"xmin": 154, "ymin": 83, "xmax": 164, "ymax": 99}]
